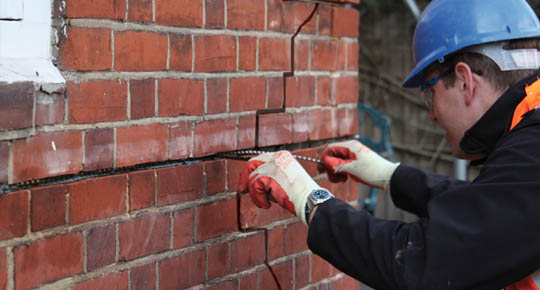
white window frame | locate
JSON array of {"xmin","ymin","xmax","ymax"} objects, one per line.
[{"xmin": 0, "ymin": 0, "xmax": 64, "ymax": 88}]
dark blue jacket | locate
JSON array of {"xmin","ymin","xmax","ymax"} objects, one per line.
[{"xmin": 308, "ymin": 73, "xmax": 540, "ymax": 290}]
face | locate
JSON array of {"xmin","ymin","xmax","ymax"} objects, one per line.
[{"xmin": 421, "ymin": 70, "xmax": 474, "ymax": 159}]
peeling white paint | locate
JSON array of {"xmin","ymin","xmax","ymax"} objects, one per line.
[{"xmin": 51, "ymin": 141, "xmax": 56, "ymax": 151}]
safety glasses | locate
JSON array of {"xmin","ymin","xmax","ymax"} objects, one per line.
[{"xmin": 419, "ymin": 68, "xmax": 453, "ymax": 111}]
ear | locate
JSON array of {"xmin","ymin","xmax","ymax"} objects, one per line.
[{"xmin": 454, "ymin": 62, "xmax": 475, "ymax": 106}]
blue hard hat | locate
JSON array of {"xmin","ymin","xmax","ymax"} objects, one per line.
[{"xmin": 403, "ymin": 0, "xmax": 540, "ymax": 88}]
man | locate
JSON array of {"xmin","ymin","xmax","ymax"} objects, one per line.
[{"xmin": 239, "ymin": 0, "xmax": 540, "ymax": 289}]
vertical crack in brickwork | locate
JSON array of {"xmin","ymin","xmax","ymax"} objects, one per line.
[{"xmin": 236, "ymin": 4, "xmax": 320, "ymax": 289}]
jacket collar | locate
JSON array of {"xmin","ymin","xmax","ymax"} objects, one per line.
[{"xmin": 460, "ymin": 72, "xmax": 540, "ymax": 163}]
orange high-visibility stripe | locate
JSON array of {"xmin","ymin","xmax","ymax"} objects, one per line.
[
  {"xmin": 510, "ymin": 78, "xmax": 540, "ymax": 130},
  {"xmin": 504, "ymin": 79, "xmax": 540, "ymax": 290},
  {"xmin": 506, "ymin": 276, "xmax": 540, "ymax": 290}
]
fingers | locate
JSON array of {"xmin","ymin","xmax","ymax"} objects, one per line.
[
  {"xmin": 249, "ymin": 175, "xmax": 295, "ymax": 214},
  {"xmin": 238, "ymin": 159, "xmax": 265, "ymax": 193}
]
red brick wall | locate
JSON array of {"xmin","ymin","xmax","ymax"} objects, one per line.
[{"xmin": 0, "ymin": 0, "xmax": 360, "ymax": 289}]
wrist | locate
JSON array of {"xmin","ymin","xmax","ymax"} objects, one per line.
[{"xmin": 303, "ymin": 188, "xmax": 334, "ymax": 226}]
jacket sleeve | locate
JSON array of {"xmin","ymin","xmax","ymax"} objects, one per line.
[
  {"xmin": 389, "ymin": 164, "xmax": 468, "ymax": 217},
  {"xmin": 308, "ymin": 123, "xmax": 540, "ymax": 290}
]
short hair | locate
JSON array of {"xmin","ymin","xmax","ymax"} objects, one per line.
[{"xmin": 426, "ymin": 38, "xmax": 540, "ymax": 91}]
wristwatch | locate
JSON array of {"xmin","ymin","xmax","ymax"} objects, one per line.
[{"xmin": 305, "ymin": 189, "xmax": 334, "ymax": 225}]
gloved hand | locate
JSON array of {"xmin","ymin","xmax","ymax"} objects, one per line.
[
  {"xmin": 318, "ymin": 140, "xmax": 399, "ymax": 191},
  {"xmin": 238, "ymin": 151, "xmax": 323, "ymax": 225}
]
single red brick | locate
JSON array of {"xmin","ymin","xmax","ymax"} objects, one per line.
[
  {"xmin": 158, "ymin": 249, "xmax": 205, "ymax": 290},
  {"xmin": 155, "ymin": 0, "xmax": 203, "ymax": 27},
  {"xmin": 130, "ymin": 263, "xmax": 156, "ymax": 290},
  {"xmin": 204, "ymin": 160, "xmax": 226, "ymax": 195},
  {"xmin": 333, "ymin": 76, "xmax": 359, "ymax": 104},
  {"xmin": 0, "ymin": 142, "xmax": 8, "ymax": 183},
  {"xmin": 311, "ymin": 40, "xmax": 339, "ymax": 71},
  {"xmin": 119, "ymin": 214, "xmax": 170, "ymax": 261},
  {"xmin": 158, "ymin": 79, "xmax": 204, "ymax": 117},
  {"xmin": 0, "ymin": 82, "xmax": 33, "ymax": 130},
  {"xmin": 258, "ymin": 113, "xmax": 293, "ymax": 147},
  {"xmin": 169, "ymin": 34, "xmax": 192, "ymax": 71},
  {"xmin": 0, "ymin": 248, "xmax": 6, "ymax": 289},
  {"xmin": 194, "ymin": 35, "xmax": 236, "ymax": 72},
  {"xmin": 239, "ymin": 272, "xmax": 259, "ymax": 289},
  {"xmin": 237, "ymin": 115, "xmax": 256, "ymax": 150},
  {"xmin": 239, "ymin": 192, "xmax": 258, "ymax": 229},
  {"xmin": 169, "ymin": 121, "xmax": 192, "ymax": 160},
  {"xmin": 312, "ymin": 253, "xmax": 335, "ymax": 282},
  {"xmin": 193, "ymin": 118, "xmax": 236, "ymax": 157},
  {"xmin": 332, "ymin": 6, "xmax": 359, "ymax": 38},
  {"xmin": 338, "ymin": 107, "xmax": 359, "ymax": 137},
  {"xmin": 87, "ymin": 224, "xmax": 116, "ymax": 271},
  {"xmin": 317, "ymin": 77, "xmax": 332, "ymax": 105},
  {"xmin": 268, "ymin": 226, "xmax": 285, "ymax": 261},
  {"xmin": 116, "ymin": 124, "xmax": 169, "ymax": 167},
  {"xmin": 348, "ymin": 42, "xmax": 359, "ymax": 71},
  {"xmin": 338, "ymin": 42, "xmax": 347, "ymax": 71},
  {"xmin": 69, "ymin": 175, "xmax": 127, "ymax": 224},
  {"xmin": 13, "ymin": 131, "xmax": 83, "ymax": 182},
  {"xmin": 156, "ymin": 164, "xmax": 203, "ymax": 206},
  {"xmin": 130, "ymin": 79, "xmax": 155, "ymax": 120},
  {"xmin": 318, "ymin": 5, "xmax": 332, "ymax": 35},
  {"xmin": 197, "ymin": 198, "xmax": 237, "ymax": 241},
  {"xmin": 36, "ymin": 93, "xmax": 65, "ymax": 126},
  {"xmin": 282, "ymin": 2, "xmax": 317, "ymax": 34},
  {"xmin": 267, "ymin": 77, "xmax": 284, "ymax": 109},
  {"xmin": 285, "ymin": 76, "xmax": 315, "ymax": 108},
  {"xmin": 60, "ymin": 27, "xmax": 112, "ymax": 71},
  {"xmin": 257, "ymin": 202, "xmax": 292, "ymax": 227},
  {"xmin": 227, "ymin": 0, "xmax": 265, "ymax": 30},
  {"xmin": 115, "ymin": 31, "xmax": 168, "ymax": 71},
  {"xmin": 128, "ymin": 0, "xmax": 153, "ymax": 22},
  {"xmin": 0, "ymin": 190, "xmax": 28, "ymax": 240},
  {"xmin": 259, "ymin": 38, "xmax": 290, "ymax": 71},
  {"xmin": 31, "ymin": 185, "xmax": 67, "ymax": 231},
  {"xmin": 73, "ymin": 271, "xmax": 128, "ymax": 290},
  {"xmin": 260, "ymin": 261, "xmax": 294, "ymax": 290},
  {"xmin": 229, "ymin": 77, "xmax": 266, "ymax": 112},
  {"xmin": 66, "ymin": 0, "xmax": 125, "ymax": 19},
  {"xmin": 206, "ymin": 78, "xmax": 227, "ymax": 115},
  {"xmin": 173, "ymin": 208, "xmax": 195, "ymax": 248},
  {"xmin": 310, "ymin": 109, "xmax": 339, "ymax": 141},
  {"xmin": 295, "ymin": 254, "xmax": 310, "ymax": 289},
  {"xmin": 84, "ymin": 128, "xmax": 114, "ymax": 171},
  {"xmin": 68, "ymin": 80, "xmax": 127, "ymax": 124},
  {"xmin": 293, "ymin": 111, "xmax": 311, "ymax": 144},
  {"xmin": 207, "ymin": 242, "xmax": 229, "ymax": 280},
  {"xmin": 294, "ymin": 39, "xmax": 309, "ymax": 71},
  {"xmin": 14, "ymin": 233, "xmax": 83, "ymax": 290},
  {"xmin": 239, "ymin": 36, "xmax": 256, "ymax": 71},
  {"xmin": 267, "ymin": 0, "xmax": 283, "ymax": 32},
  {"xmin": 227, "ymin": 159, "xmax": 244, "ymax": 193},
  {"xmin": 284, "ymin": 222, "xmax": 309, "ymax": 255},
  {"xmin": 205, "ymin": 0, "xmax": 225, "ymax": 28},
  {"xmin": 230, "ymin": 232, "xmax": 265, "ymax": 273},
  {"xmin": 129, "ymin": 170, "xmax": 155, "ymax": 211}
]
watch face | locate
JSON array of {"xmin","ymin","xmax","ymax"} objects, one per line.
[{"xmin": 313, "ymin": 189, "xmax": 330, "ymax": 199}]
